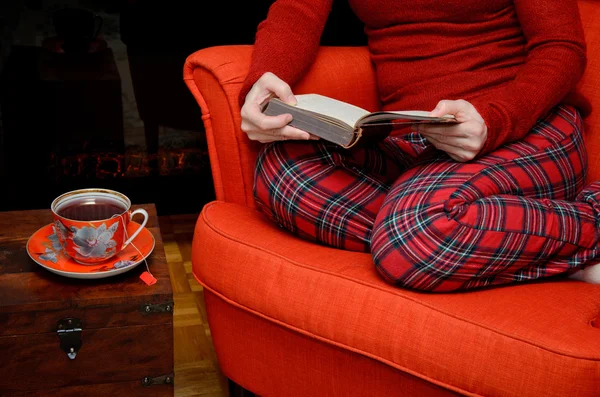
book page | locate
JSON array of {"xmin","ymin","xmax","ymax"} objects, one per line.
[
  {"xmin": 359, "ymin": 110, "xmax": 455, "ymax": 125},
  {"xmin": 294, "ymin": 94, "xmax": 370, "ymax": 127}
]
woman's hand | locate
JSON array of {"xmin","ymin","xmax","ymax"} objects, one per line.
[
  {"xmin": 415, "ymin": 99, "xmax": 488, "ymax": 162},
  {"xmin": 240, "ymin": 72, "xmax": 316, "ymax": 143}
]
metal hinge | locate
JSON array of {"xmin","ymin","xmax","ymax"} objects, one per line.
[
  {"xmin": 140, "ymin": 301, "xmax": 174, "ymax": 315},
  {"xmin": 141, "ymin": 373, "xmax": 174, "ymax": 387},
  {"xmin": 56, "ymin": 318, "xmax": 83, "ymax": 360}
]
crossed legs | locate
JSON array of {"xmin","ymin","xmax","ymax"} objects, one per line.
[{"xmin": 254, "ymin": 105, "xmax": 600, "ymax": 291}]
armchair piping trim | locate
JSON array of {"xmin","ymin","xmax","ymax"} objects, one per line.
[{"xmin": 183, "ymin": 59, "xmax": 250, "ymax": 204}]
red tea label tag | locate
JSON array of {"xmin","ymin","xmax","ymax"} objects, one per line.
[{"xmin": 140, "ymin": 271, "xmax": 157, "ymax": 286}]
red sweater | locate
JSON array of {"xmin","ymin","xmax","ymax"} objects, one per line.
[{"xmin": 240, "ymin": 0, "xmax": 591, "ymax": 155}]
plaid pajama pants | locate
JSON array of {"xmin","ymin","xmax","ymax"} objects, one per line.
[{"xmin": 253, "ymin": 105, "xmax": 600, "ymax": 291}]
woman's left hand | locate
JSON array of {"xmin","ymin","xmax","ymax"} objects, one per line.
[{"xmin": 414, "ymin": 99, "xmax": 488, "ymax": 162}]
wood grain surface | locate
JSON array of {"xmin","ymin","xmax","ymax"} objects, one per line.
[{"xmin": 0, "ymin": 204, "xmax": 174, "ymax": 396}]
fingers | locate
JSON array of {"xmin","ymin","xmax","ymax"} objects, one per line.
[
  {"xmin": 241, "ymin": 106, "xmax": 292, "ymax": 131},
  {"xmin": 424, "ymin": 133, "xmax": 480, "ymax": 152},
  {"xmin": 241, "ymin": 72, "xmax": 316, "ymax": 143},
  {"xmin": 245, "ymin": 125, "xmax": 314, "ymax": 143},
  {"xmin": 423, "ymin": 130, "xmax": 485, "ymax": 161},
  {"xmin": 279, "ymin": 125, "xmax": 316, "ymax": 140},
  {"xmin": 411, "ymin": 118, "xmax": 486, "ymax": 162},
  {"xmin": 410, "ymin": 99, "xmax": 487, "ymax": 162},
  {"xmin": 429, "ymin": 99, "xmax": 473, "ymax": 120},
  {"xmin": 412, "ymin": 123, "xmax": 468, "ymax": 138},
  {"xmin": 241, "ymin": 96, "xmax": 293, "ymax": 134},
  {"xmin": 425, "ymin": 134, "xmax": 477, "ymax": 162},
  {"xmin": 259, "ymin": 72, "xmax": 297, "ymax": 105},
  {"xmin": 418, "ymin": 121, "xmax": 486, "ymax": 142},
  {"xmin": 248, "ymin": 72, "xmax": 296, "ymax": 107}
]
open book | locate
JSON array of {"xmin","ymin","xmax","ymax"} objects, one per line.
[{"xmin": 261, "ymin": 93, "xmax": 457, "ymax": 148}]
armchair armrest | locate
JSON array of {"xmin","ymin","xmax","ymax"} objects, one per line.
[{"xmin": 184, "ymin": 45, "xmax": 379, "ymax": 207}]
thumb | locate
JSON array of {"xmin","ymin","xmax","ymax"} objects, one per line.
[
  {"xmin": 279, "ymin": 91, "xmax": 297, "ymax": 106},
  {"xmin": 263, "ymin": 76, "xmax": 297, "ymax": 106},
  {"xmin": 285, "ymin": 94, "xmax": 297, "ymax": 106},
  {"xmin": 430, "ymin": 100, "xmax": 460, "ymax": 118},
  {"xmin": 269, "ymin": 87, "xmax": 296, "ymax": 106}
]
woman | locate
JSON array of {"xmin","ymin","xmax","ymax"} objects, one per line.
[{"xmin": 239, "ymin": 0, "xmax": 600, "ymax": 291}]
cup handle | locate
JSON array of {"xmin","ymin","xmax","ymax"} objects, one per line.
[{"xmin": 123, "ymin": 208, "xmax": 149, "ymax": 248}]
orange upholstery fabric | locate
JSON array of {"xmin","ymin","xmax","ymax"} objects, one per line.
[
  {"xmin": 185, "ymin": 3, "xmax": 600, "ymax": 395},
  {"xmin": 579, "ymin": 0, "xmax": 600, "ymax": 183},
  {"xmin": 194, "ymin": 202, "xmax": 600, "ymax": 396}
]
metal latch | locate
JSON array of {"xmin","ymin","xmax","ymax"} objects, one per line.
[
  {"xmin": 56, "ymin": 318, "xmax": 83, "ymax": 360},
  {"xmin": 141, "ymin": 373, "xmax": 174, "ymax": 387},
  {"xmin": 140, "ymin": 301, "xmax": 174, "ymax": 315}
]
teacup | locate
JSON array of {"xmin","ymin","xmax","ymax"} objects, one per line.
[{"xmin": 50, "ymin": 188, "xmax": 148, "ymax": 264}]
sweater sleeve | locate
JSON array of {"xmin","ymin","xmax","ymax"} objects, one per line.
[
  {"xmin": 238, "ymin": 0, "xmax": 334, "ymax": 107},
  {"xmin": 469, "ymin": 0, "xmax": 588, "ymax": 156}
]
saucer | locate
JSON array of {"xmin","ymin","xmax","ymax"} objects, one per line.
[{"xmin": 26, "ymin": 221, "xmax": 155, "ymax": 280}]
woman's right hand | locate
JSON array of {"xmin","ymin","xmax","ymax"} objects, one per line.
[{"xmin": 240, "ymin": 72, "xmax": 314, "ymax": 143}]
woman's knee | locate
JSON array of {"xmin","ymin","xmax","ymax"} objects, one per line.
[{"xmin": 370, "ymin": 196, "xmax": 472, "ymax": 292}]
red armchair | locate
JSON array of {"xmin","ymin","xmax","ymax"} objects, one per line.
[{"xmin": 184, "ymin": 2, "xmax": 600, "ymax": 395}]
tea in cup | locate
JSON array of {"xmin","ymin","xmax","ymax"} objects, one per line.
[{"xmin": 50, "ymin": 188, "xmax": 148, "ymax": 264}]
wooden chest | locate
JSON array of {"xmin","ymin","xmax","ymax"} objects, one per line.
[{"xmin": 0, "ymin": 204, "xmax": 174, "ymax": 396}]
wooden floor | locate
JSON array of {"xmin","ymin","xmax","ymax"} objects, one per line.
[{"xmin": 158, "ymin": 212, "xmax": 228, "ymax": 397}]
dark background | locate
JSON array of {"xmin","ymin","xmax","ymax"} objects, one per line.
[{"xmin": 0, "ymin": 0, "xmax": 367, "ymax": 216}]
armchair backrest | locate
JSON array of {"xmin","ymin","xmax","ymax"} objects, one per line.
[
  {"xmin": 578, "ymin": 0, "xmax": 600, "ymax": 182},
  {"xmin": 184, "ymin": 45, "xmax": 379, "ymax": 207}
]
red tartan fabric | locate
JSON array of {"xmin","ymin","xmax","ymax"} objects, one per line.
[{"xmin": 254, "ymin": 105, "xmax": 600, "ymax": 291}]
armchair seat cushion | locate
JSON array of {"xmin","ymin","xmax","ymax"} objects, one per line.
[{"xmin": 193, "ymin": 200, "xmax": 600, "ymax": 396}]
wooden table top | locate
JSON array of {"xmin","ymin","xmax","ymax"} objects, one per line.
[{"xmin": 0, "ymin": 203, "xmax": 172, "ymax": 317}]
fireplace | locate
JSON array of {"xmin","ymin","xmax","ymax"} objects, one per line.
[{"xmin": 0, "ymin": 0, "xmax": 217, "ymax": 215}]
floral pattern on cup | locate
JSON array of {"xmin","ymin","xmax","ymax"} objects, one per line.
[
  {"xmin": 70, "ymin": 222, "xmax": 119, "ymax": 261},
  {"xmin": 54, "ymin": 220, "xmax": 68, "ymax": 244},
  {"xmin": 50, "ymin": 188, "xmax": 149, "ymax": 264}
]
